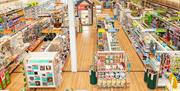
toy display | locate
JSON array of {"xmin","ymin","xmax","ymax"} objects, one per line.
[
  {"xmin": 25, "ymin": 52, "xmax": 62, "ymax": 88},
  {"xmin": 94, "ymin": 51, "xmax": 129, "ymax": 87},
  {"xmin": 155, "ymin": 52, "xmax": 180, "ymax": 87},
  {"xmin": 0, "ymin": 38, "xmax": 12, "ymax": 71},
  {"xmin": 97, "ymin": 28, "xmax": 109, "ymax": 51},
  {"xmin": 93, "ymin": 13, "xmax": 130, "ymax": 88},
  {"xmin": 0, "ymin": 8, "xmax": 26, "ymax": 34},
  {"xmin": 123, "ymin": 15, "xmax": 167, "ymax": 61},
  {"xmin": 44, "ymin": 32, "xmax": 70, "ymax": 68},
  {"xmin": 140, "ymin": 0, "xmax": 180, "ymax": 50},
  {"xmin": 120, "ymin": 1, "xmax": 180, "ymax": 89}
]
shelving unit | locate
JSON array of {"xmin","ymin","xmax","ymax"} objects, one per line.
[
  {"xmin": 119, "ymin": 1, "xmax": 180, "ymax": 89},
  {"xmin": 155, "ymin": 51, "xmax": 180, "ymax": 87},
  {"xmin": 25, "ymin": 52, "xmax": 62, "ymax": 88},
  {"xmin": 92, "ymin": 14, "xmax": 130, "ymax": 88},
  {"xmin": 44, "ymin": 30, "xmax": 70, "ymax": 69},
  {"xmin": 141, "ymin": 11, "xmax": 180, "ymax": 50},
  {"xmin": 0, "ymin": 9, "xmax": 26, "ymax": 34},
  {"xmin": 122, "ymin": 13, "xmax": 167, "ymax": 61},
  {"xmin": 95, "ymin": 51, "xmax": 129, "ymax": 87}
]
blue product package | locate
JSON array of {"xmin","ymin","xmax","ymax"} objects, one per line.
[{"xmin": 108, "ymin": 28, "xmax": 117, "ymax": 32}]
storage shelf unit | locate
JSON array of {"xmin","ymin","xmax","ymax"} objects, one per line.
[
  {"xmin": 25, "ymin": 52, "xmax": 62, "ymax": 88},
  {"xmin": 93, "ymin": 14, "xmax": 130, "ymax": 88}
]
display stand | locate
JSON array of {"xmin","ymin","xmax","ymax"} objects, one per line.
[
  {"xmin": 25, "ymin": 52, "xmax": 62, "ymax": 88},
  {"xmin": 44, "ymin": 34, "xmax": 70, "ymax": 69},
  {"xmin": 95, "ymin": 51, "xmax": 129, "ymax": 87},
  {"xmin": 119, "ymin": 1, "xmax": 180, "ymax": 90},
  {"xmin": 0, "ymin": 37, "xmax": 12, "ymax": 70},
  {"xmin": 141, "ymin": 0, "xmax": 180, "ymax": 50},
  {"xmin": 122, "ymin": 14, "xmax": 168, "ymax": 60},
  {"xmin": 155, "ymin": 51, "xmax": 180, "ymax": 87},
  {"xmin": 92, "ymin": 14, "xmax": 130, "ymax": 88}
]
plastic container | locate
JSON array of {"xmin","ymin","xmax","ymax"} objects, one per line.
[
  {"xmin": 90, "ymin": 70, "xmax": 97, "ymax": 85},
  {"xmin": 147, "ymin": 72, "xmax": 157, "ymax": 89},
  {"xmin": 144, "ymin": 69, "xmax": 149, "ymax": 83}
]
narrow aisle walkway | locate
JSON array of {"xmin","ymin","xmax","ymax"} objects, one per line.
[
  {"xmin": 102, "ymin": 9, "xmax": 144, "ymax": 71},
  {"xmin": 63, "ymin": 25, "xmax": 97, "ymax": 71}
]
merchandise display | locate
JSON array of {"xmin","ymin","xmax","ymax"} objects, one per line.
[
  {"xmin": 118, "ymin": 0, "xmax": 180, "ymax": 90},
  {"xmin": 0, "ymin": 9, "xmax": 26, "ymax": 34},
  {"xmin": 140, "ymin": 0, "xmax": 180, "ymax": 50},
  {"xmin": 165, "ymin": 73, "xmax": 179, "ymax": 91},
  {"xmin": 44, "ymin": 30, "xmax": 70, "ymax": 68},
  {"xmin": 0, "ymin": 35, "xmax": 26, "ymax": 74},
  {"xmin": 0, "ymin": 69, "xmax": 10, "ymax": 90},
  {"xmin": 24, "ymin": 0, "xmax": 55, "ymax": 19},
  {"xmin": 95, "ymin": 51, "xmax": 129, "ymax": 87},
  {"xmin": 127, "ymin": 2, "xmax": 142, "ymax": 17},
  {"xmin": 122, "ymin": 14, "xmax": 167, "ymax": 61},
  {"xmin": 97, "ymin": 15, "xmax": 120, "ymax": 51},
  {"xmin": 0, "ymin": 37, "xmax": 12, "ymax": 71},
  {"xmin": 25, "ymin": 52, "xmax": 62, "ymax": 88},
  {"xmin": 155, "ymin": 52, "xmax": 180, "ymax": 87},
  {"xmin": 92, "ymin": 13, "xmax": 130, "ymax": 88},
  {"xmin": 144, "ymin": 13, "xmax": 180, "ymax": 50}
]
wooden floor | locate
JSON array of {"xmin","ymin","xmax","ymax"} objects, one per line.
[{"xmin": 6, "ymin": 9, "xmax": 163, "ymax": 91}]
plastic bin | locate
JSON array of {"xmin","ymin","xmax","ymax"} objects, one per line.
[
  {"xmin": 90, "ymin": 70, "xmax": 97, "ymax": 85},
  {"xmin": 144, "ymin": 69, "xmax": 149, "ymax": 83},
  {"xmin": 147, "ymin": 72, "xmax": 157, "ymax": 89}
]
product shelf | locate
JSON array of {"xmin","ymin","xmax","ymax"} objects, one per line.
[{"xmin": 93, "ymin": 14, "xmax": 130, "ymax": 88}]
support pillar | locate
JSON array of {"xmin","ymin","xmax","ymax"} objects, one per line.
[{"xmin": 68, "ymin": 0, "xmax": 77, "ymax": 72}]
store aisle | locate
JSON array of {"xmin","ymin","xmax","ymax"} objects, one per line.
[
  {"xmin": 101, "ymin": 9, "xmax": 144, "ymax": 71},
  {"xmin": 63, "ymin": 25, "xmax": 97, "ymax": 71},
  {"xmin": 7, "ymin": 8, "xmax": 162, "ymax": 91},
  {"xmin": 114, "ymin": 19, "xmax": 145, "ymax": 71}
]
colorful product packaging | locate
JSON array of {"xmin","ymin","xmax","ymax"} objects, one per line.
[
  {"xmin": 0, "ymin": 78, "xmax": 3, "ymax": 90},
  {"xmin": 5, "ymin": 70, "xmax": 10, "ymax": 85},
  {"xmin": 0, "ymin": 71, "xmax": 6, "ymax": 89}
]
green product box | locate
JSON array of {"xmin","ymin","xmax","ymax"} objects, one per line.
[
  {"xmin": 0, "ymin": 82, "xmax": 2, "ymax": 90},
  {"xmin": 5, "ymin": 71, "xmax": 10, "ymax": 85},
  {"xmin": 2, "ymin": 79, "xmax": 6, "ymax": 89}
]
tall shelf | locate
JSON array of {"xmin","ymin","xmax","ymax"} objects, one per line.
[{"xmin": 118, "ymin": 1, "xmax": 180, "ymax": 89}]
